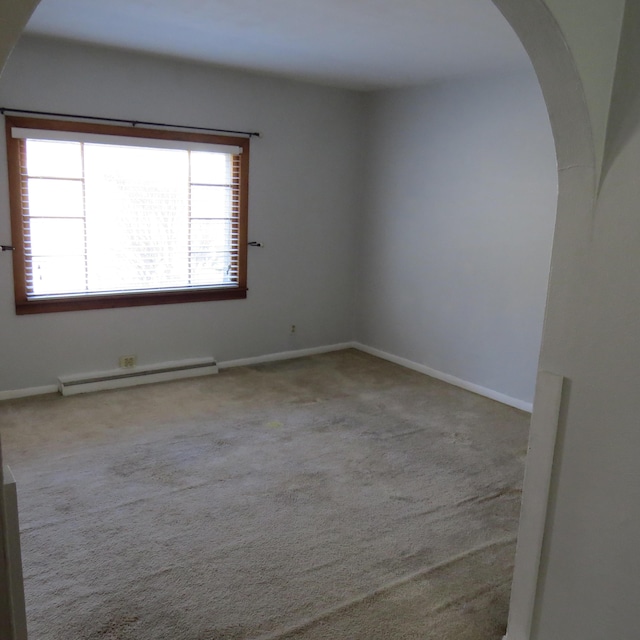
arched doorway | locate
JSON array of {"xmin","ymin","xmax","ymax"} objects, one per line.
[
  {"xmin": 0, "ymin": 3, "xmax": 595, "ymax": 639},
  {"xmin": 490, "ymin": 3, "xmax": 596, "ymax": 639}
]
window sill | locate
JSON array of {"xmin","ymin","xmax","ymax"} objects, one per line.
[{"xmin": 15, "ymin": 287, "xmax": 247, "ymax": 315}]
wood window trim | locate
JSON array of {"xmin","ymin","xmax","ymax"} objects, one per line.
[{"xmin": 5, "ymin": 116, "xmax": 250, "ymax": 315}]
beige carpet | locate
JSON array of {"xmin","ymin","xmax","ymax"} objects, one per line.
[{"xmin": 0, "ymin": 349, "xmax": 529, "ymax": 640}]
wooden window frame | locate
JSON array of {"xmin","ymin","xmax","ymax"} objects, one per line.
[{"xmin": 5, "ymin": 116, "xmax": 250, "ymax": 315}]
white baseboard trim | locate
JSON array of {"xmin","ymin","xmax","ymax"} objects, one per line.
[
  {"xmin": 0, "ymin": 385, "xmax": 58, "ymax": 402},
  {"xmin": 218, "ymin": 343, "xmax": 355, "ymax": 370},
  {"xmin": 352, "ymin": 343, "xmax": 533, "ymax": 413},
  {"xmin": 0, "ymin": 342, "xmax": 532, "ymax": 413}
]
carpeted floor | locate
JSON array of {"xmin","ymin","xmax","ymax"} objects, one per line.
[{"xmin": 0, "ymin": 349, "xmax": 529, "ymax": 640}]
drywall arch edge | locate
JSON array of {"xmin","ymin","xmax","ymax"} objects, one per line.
[
  {"xmin": 0, "ymin": 1, "xmax": 597, "ymax": 639},
  {"xmin": 490, "ymin": 2, "xmax": 597, "ymax": 639},
  {"xmin": 0, "ymin": 0, "xmax": 41, "ymax": 75},
  {"xmin": 492, "ymin": 0, "xmax": 596, "ymax": 176}
]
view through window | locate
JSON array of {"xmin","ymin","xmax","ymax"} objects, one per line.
[{"xmin": 5, "ymin": 117, "xmax": 250, "ymax": 314}]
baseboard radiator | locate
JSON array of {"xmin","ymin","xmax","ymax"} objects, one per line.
[{"xmin": 58, "ymin": 357, "xmax": 218, "ymax": 396}]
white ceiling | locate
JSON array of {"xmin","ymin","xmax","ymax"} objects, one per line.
[{"xmin": 24, "ymin": 0, "xmax": 532, "ymax": 90}]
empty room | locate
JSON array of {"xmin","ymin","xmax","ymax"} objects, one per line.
[{"xmin": 0, "ymin": 1, "xmax": 561, "ymax": 638}]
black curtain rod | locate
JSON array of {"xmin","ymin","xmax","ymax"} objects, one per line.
[{"xmin": 0, "ymin": 107, "xmax": 261, "ymax": 138}]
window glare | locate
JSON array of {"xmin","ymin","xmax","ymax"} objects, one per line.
[
  {"xmin": 191, "ymin": 185, "xmax": 234, "ymax": 219},
  {"xmin": 190, "ymin": 151, "xmax": 231, "ymax": 185},
  {"xmin": 8, "ymin": 118, "xmax": 248, "ymax": 313},
  {"xmin": 84, "ymin": 144, "xmax": 189, "ymax": 184},
  {"xmin": 26, "ymin": 140, "xmax": 82, "ymax": 179},
  {"xmin": 27, "ymin": 179, "xmax": 84, "ymax": 218},
  {"xmin": 31, "ymin": 256, "xmax": 86, "ymax": 295},
  {"xmin": 23, "ymin": 138, "xmax": 239, "ymax": 298}
]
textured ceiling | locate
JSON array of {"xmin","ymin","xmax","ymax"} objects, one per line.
[{"xmin": 24, "ymin": 0, "xmax": 531, "ymax": 89}]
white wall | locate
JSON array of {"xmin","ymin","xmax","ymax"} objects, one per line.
[
  {"xmin": 7, "ymin": 3, "xmax": 640, "ymax": 639},
  {"xmin": 358, "ymin": 72, "xmax": 557, "ymax": 406},
  {"xmin": 535, "ymin": 120, "xmax": 640, "ymax": 637},
  {"xmin": 536, "ymin": 0, "xmax": 624, "ymax": 179},
  {"xmin": 0, "ymin": 37, "xmax": 556, "ymax": 409},
  {"xmin": 0, "ymin": 36, "xmax": 363, "ymax": 392},
  {"xmin": 530, "ymin": 3, "xmax": 640, "ymax": 637}
]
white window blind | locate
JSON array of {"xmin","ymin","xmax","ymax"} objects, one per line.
[{"xmin": 16, "ymin": 130, "xmax": 242, "ymax": 300}]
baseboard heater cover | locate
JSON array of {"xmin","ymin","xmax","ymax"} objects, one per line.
[{"xmin": 58, "ymin": 357, "xmax": 218, "ymax": 396}]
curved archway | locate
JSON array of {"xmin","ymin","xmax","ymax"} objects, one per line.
[
  {"xmin": 490, "ymin": 3, "xmax": 596, "ymax": 639},
  {"xmin": 0, "ymin": 3, "xmax": 596, "ymax": 639},
  {"xmin": 492, "ymin": 0, "xmax": 595, "ymax": 173}
]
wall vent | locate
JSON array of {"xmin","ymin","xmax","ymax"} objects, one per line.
[{"xmin": 58, "ymin": 357, "xmax": 218, "ymax": 396}]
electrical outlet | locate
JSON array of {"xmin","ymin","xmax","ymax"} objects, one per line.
[
  {"xmin": 290, "ymin": 325, "xmax": 296, "ymax": 334},
  {"xmin": 119, "ymin": 355, "xmax": 137, "ymax": 369}
]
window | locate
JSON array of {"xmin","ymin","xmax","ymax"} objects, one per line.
[{"xmin": 5, "ymin": 116, "xmax": 250, "ymax": 314}]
